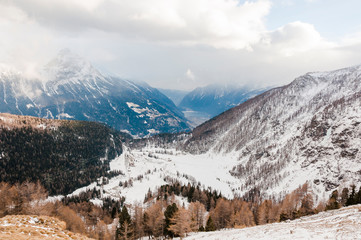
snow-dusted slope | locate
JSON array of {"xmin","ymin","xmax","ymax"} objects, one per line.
[
  {"xmin": 178, "ymin": 65, "xmax": 361, "ymax": 197},
  {"xmin": 0, "ymin": 49, "xmax": 190, "ymax": 136},
  {"xmin": 182, "ymin": 205, "xmax": 361, "ymax": 240},
  {"xmin": 103, "ymin": 65, "xmax": 361, "ymax": 202}
]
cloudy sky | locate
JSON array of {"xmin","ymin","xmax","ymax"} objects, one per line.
[{"xmin": 1, "ymin": 0, "xmax": 361, "ymax": 90}]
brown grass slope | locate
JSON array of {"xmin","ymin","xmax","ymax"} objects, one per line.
[{"xmin": 0, "ymin": 215, "xmax": 94, "ymax": 240}]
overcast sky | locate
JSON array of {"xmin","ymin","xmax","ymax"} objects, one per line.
[{"xmin": 1, "ymin": 0, "xmax": 361, "ymax": 90}]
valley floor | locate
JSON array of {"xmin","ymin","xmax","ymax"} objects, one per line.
[{"xmin": 181, "ymin": 205, "xmax": 361, "ymax": 240}]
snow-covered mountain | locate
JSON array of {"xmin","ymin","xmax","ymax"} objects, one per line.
[
  {"xmin": 181, "ymin": 65, "xmax": 361, "ymax": 194},
  {"xmin": 178, "ymin": 84, "xmax": 267, "ymax": 126},
  {"xmin": 0, "ymin": 49, "xmax": 190, "ymax": 137},
  {"xmin": 87, "ymin": 64, "xmax": 361, "ymax": 204}
]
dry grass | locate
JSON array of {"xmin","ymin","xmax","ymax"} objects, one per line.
[
  {"xmin": 0, "ymin": 215, "xmax": 94, "ymax": 240},
  {"xmin": 0, "ymin": 113, "xmax": 68, "ymax": 129}
]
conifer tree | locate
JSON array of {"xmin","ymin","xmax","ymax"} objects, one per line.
[
  {"xmin": 164, "ymin": 203, "xmax": 178, "ymax": 237},
  {"xmin": 299, "ymin": 194, "xmax": 314, "ymax": 216},
  {"xmin": 325, "ymin": 190, "xmax": 340, "ymax": 210},
  {"xmin": 133, "ymin": 204, "xmax": 144, "ymax": 240},
  {"xmin": 212, "ymin": 198, "xmax": 231, "ymax": 228},
  {"xmin": 257, "ymin": 199, "xmax": 274, "ymax": 224},
  {"xmin": 346, "ymin": 185, "xmax": 356, "ymax": 206},
  {"xmin": 116, "ymin": 206, "xmax": 133, "ymax": 240},
  {"xmin": 168, "ymin": 207, "xmax": 191, "ymax": 238},
  {"xmin": 144, "ymin": 200, "xmax": 164, "ymax": 238},
  {"xmin": 230, "ymin": 201, "xmax": 255, "ymax": 228},
  {"xmin": 205, "ymin": 216, "xmax": 216, "ymax": 232},
  {"xmin": 356, "ymin": 187, "xmax": 361, "ymax": 204},
  {"xmin": 189, "ymin": 201, "xmax": 206, "ymax": 230}
]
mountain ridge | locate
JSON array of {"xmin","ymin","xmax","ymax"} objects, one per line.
[{"xmin": 0, "ymin": 50, "xmax": 191, "ymax": 137}]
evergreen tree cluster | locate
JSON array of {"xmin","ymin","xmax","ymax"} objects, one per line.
[
  {"xmin": 324, "ymin": 185, "xmax": 361, "ymax": 210},
  {"xmin": 61, "ymin": 187, "xmax": 126, "ymax": 219},
  {"xmin": 0, "ymin": 120, "xmax": 130, "ymax": 195},
  {"xmin": 344, "ymin": 185, "xmax": 361, "ymax": 206},
  {"xmin": 144, "ymin": 181, "xmax": 223, "ymax": 210}
]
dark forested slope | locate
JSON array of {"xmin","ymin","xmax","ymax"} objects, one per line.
[{"xmin": 0, "ymin": 113, "xmax": 130, "ymax": 195}]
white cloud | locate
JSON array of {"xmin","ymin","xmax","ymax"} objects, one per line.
[
  {"xmin": 262, "ymin": 21, "xmax": 335, "ymax": 56},
  {"xmin": 1, "ymin": 0, "xmax": 271, "ymax": 50},
  {"xmin": 1, "ymin": 0, "xmax": 361, "ymax": 91},
  {"xmin": 340, "ymin": 32, "xmax": 361, "ymax": 46},
  {"xmin": 185, "ymin": 69, "xmax": 195, "ymax": 80}
]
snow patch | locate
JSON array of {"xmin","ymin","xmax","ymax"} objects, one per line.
[{"xmin": 56, "ymin": 113, "xmax": 74, "ymax": 119}]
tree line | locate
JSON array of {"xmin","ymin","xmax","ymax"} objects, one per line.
[
  {"xmin": 324, "ymin": 185, "xmax": 361, "ymax": 210},
  {"xmin": 115, "ymin": 182, "xmax": 329, "ymax": 239},
  {"xmin": 1, "ymin": 179, "xmax": 360, "ymax": 240},
  {"xmin": 116, "ymin": 182, "xmax": 361, "ymax": 239}
]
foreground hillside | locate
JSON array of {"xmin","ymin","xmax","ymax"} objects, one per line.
[
  {"xmin": 183, "ymin": 205, "xmax": 361, "ymax": 240},
  {"xmin": 0, "ymin": 215, "xmax": 92, "ymax": 240}
]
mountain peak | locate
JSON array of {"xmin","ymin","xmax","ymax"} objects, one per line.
[
  {"xmin": 44, "ymin": 49, "xmax": 100, "ymax": 81},
  {"xmin": 307, "ymin": 64, "xmax": 361, "ymax": 79},
  {"xmin": 55, "ymin": 48, "xmax": 85, "ymax": 63},
  {"xmin": 0, "ymin": 63, "xmax": 20, "ymax": 76}
]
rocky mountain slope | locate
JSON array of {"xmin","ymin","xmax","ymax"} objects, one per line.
[
  {"xmin": 182, "ymin": 205, "xmax": 361, "ymax": 240},
  {"xmin": 92, "ymin": 65, "xmax": 361, "ymax": 204},
  {"xmin": 178, "ymin": 84, "xmax": 267, "ymax": 125},
  {"xmin": 180, "ymin": 65, "xmax": 361, "ymax": 195},
  {"xmin": 0, "ymin": 49, "xmax": 190, "ymax": 137}
]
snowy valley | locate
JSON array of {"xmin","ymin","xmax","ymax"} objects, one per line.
[
  {"xmin": 1, "ymin": 64, "xmax": 361, "ymax": 240},
  {"xmin": 84, "ymin": 64, "xmax": 361, "ymax": 206},
  {"xmin": 3, "ymin": 1, "xmax": 361, "ymax": 239}
]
